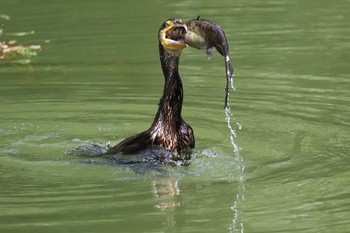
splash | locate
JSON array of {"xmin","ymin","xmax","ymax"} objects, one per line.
[
  {"xmin": 65, "ymin": 139, "xmax": 111, "ymax": 157},
  {"xmin": 225, "ymin": 77, "xmax": 245, "ymax": 233},
  {"xmin": 66, "ymin": 139, "xmax": 191, "ymax": 166}
]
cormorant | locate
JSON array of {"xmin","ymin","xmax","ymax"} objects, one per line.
[{"xmin": 107, "ymin": 19, "xmax": 194, "ymax": 161}]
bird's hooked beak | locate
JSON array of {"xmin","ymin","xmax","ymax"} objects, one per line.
[{"xmin": 161, "ymin": 19, "xmax": 188, "ymax": 51}]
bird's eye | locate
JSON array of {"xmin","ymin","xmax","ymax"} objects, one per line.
[{"xmin": 165, "ymin": 21, "xmax": 171, "ymax": 28}]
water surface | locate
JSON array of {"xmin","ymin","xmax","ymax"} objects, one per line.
[{"xmin": 1, "ymin": 0, "xmax": 349, "ymax": 232}]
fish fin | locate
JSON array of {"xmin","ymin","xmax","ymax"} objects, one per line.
[{"xmin": 206, "ymin": 47, "xmax": 214, "ymax": 60}]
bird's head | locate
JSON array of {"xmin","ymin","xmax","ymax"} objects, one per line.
[{"xmin": 159, "ymin": 18, "xmax": 188, "ymax": 52}]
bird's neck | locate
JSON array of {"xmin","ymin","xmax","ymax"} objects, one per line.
[{"xmin": 153, "ymin": 46, "xmax": 184, "ymax": 127}]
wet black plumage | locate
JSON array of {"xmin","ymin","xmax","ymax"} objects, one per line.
[{"xmin": 107, "ymin": 20, "xmax": 194, "ymax": 160}]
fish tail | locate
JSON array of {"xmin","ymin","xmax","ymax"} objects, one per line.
[{"xmin": 224, "ymin": 55, "xmax": 234, "ymax": 108}]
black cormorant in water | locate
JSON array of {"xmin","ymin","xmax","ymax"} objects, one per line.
[{"xmin": 107, "ymin": 19, "xmax": 194, "ymax": 161}]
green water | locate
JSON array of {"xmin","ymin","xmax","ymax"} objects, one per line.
[{"xmin": 1, "ymin": 0, "xmax": 349, "ymax": 232}]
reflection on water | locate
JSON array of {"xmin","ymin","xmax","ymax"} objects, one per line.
[{"xmin": 152, "ymin": 178, "xmax": 181, "ymax": 228}]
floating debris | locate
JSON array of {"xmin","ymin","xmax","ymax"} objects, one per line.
[
  {"xmin": 0, "ymin": 15, "xmax": 41, "ymax": 64},
  {"xmin": 0, "ymin": 40, "xmax": 41, "ymax": 61}
]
